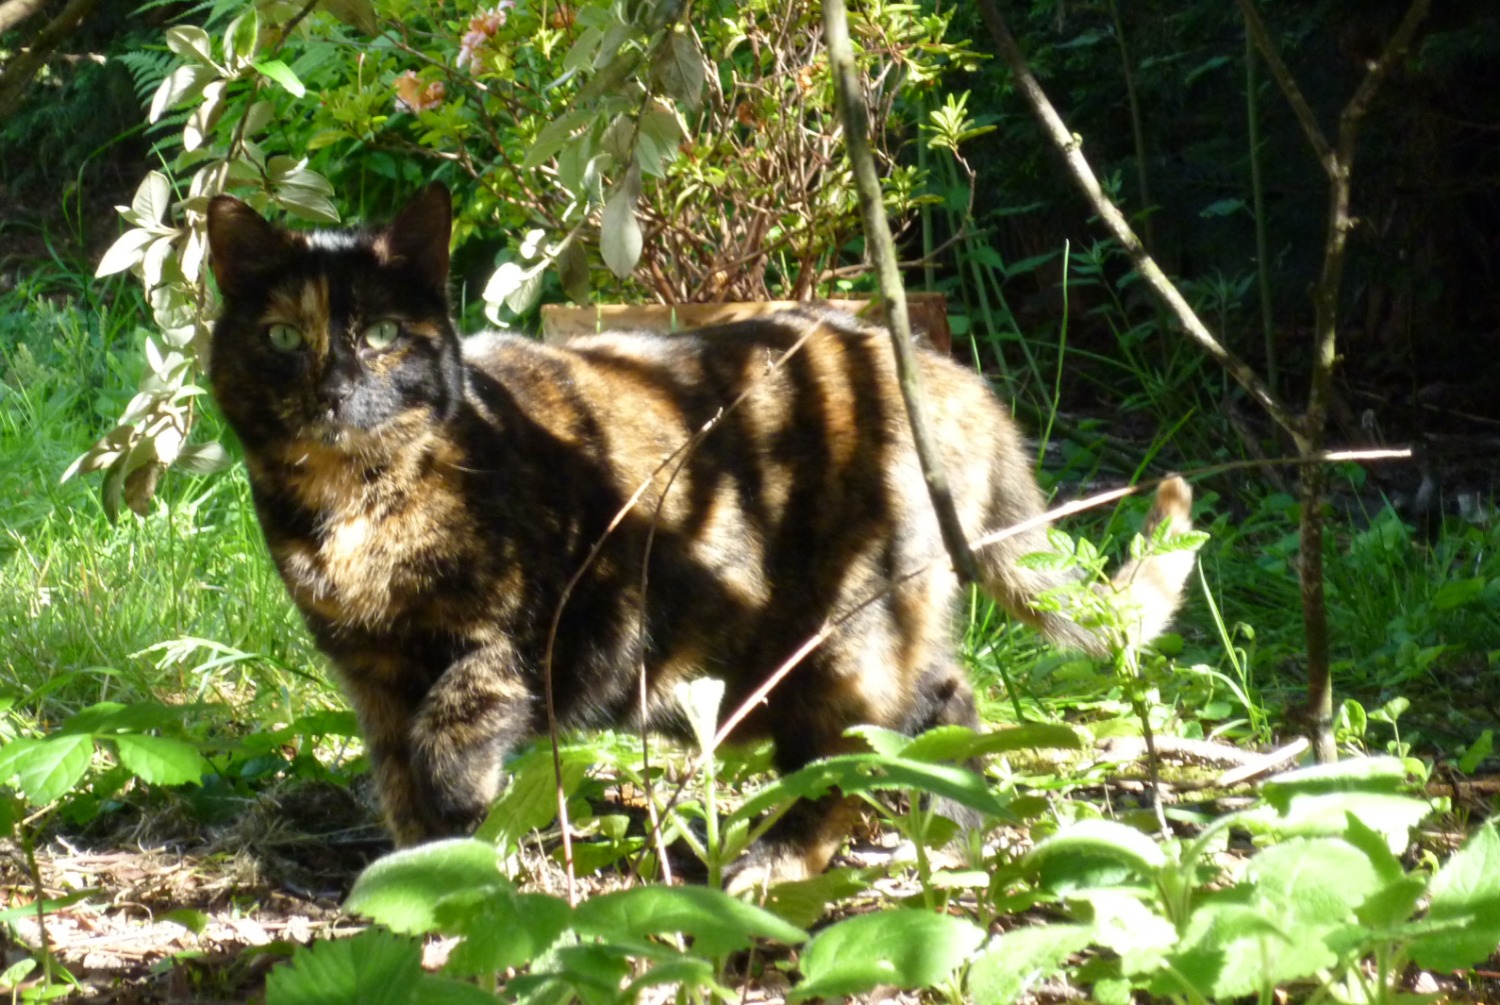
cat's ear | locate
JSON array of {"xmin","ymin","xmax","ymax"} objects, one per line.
[
  {"xmin": 378, "ymin": 183, "xmax": 452, "ymax": 296},
  {"xmin": 206, "ymin": 197, "xmax": 292, "ymax": 300}
]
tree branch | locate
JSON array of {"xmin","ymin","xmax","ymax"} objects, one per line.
[
  {"xmin": 0, "ymin": 0, "xmax": 98, "ymax": 123},
  {"xmin": 972, "ymin": 0, "xmax": 1300, "ymax": 442},
  {"xmin": 823, "ymin": 0, "xmax": 981, "ymax": 587},
  {"xmin": 0, "ymin": 0, "xmax": 49, "ymax": 35}
]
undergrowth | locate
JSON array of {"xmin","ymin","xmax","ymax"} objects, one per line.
[{"xmin": 1, "ymin": 272, "xmax": 1497, "ymax": 1001}]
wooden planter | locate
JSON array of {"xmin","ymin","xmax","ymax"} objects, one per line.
[{"xmin": 539, "ymin": 293, "xmax": 951, "ymax": 354}]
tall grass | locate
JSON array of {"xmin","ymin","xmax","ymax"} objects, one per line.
[{"xmin": 0, "ymin": 276, "xmax": 330, "ymax": 732}]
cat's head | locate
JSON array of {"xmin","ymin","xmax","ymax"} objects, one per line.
[{"xmin": 205, "ymin": 184, "xmax": 464, "ymax": 458}]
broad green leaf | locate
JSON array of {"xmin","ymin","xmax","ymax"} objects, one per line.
[
  {"xmin": 1072, "ymin": 889, "xmax": 1178, "ymax": 975},
  {"xmin": 556, "ymin": 238, "xmax": 591, "ymax": 305},
  {"xmin": 730, "ymin": 752, "xmax": 1010, "ymax": 825},
  {"xmin": 523, "ymin": 107, "xmax": 592, "ymax": 168},
  {"xmin": 130, "ymin": 171, "xmax": 172, "ymax": 226},
  {"xmin": 3, "ymin": 733, "xmax": 93, "ymax": 806},
  {"xmin": 635, "ymin": 102, "xmax": 681, "ymax": 178},
  {"xmin": 1247, "ymin": 838, "xmax": 1380, "ymax": 922},
  {"xmin": 573, "ymin": 885, "xmax": 806, "ymax": 957},
  {"xmin": 442, "ymin": 887, "xmax": 571, "ymax": 976},
  {"xmin": 57, "ymin": 701, "xmax": 203, "ymax": 736},
  {"xmin": 846, "ymin": 724, "xmax": 912, "ymax": 758},
  {"xmin": 321, "ymin": 0, "xmax": 378, "ymax": 34},
  {"xmin": 1260, "ymin": 756, "xmax": 1408, "ymax": 803},
  {"xmin": 265, "ymin": 927, "xmax": 421, "ymax": 1005},
  {"xmin": 758, "ymin": 867, "xmax": 872, "ymax": 929},
  {"xmin": 623, "ymin": 958, "xmax": 725, "ymax": 1002},
  {"xmin": 968, "ymin": 924, "xmax": 1094, "ymax": 1005},
  {"xmin": 1025, "ymin": 819, "xmax": 1166, "ymax": 886},
  {"xmin": 1410, "ymin": 821, "xmax": 1500, "ymax": 971},
  {"xmin": 1241, "ymin": 791, "xmax": 1429, "ymax": 853},
  {"xmin": 1155, "ymin": 895, "xmax": 1322, "ymax": 1000},
  {"xmin": 175, "ymin": 442, "xmax": 232, "ymax": 476},
  {"xmin": 600, "ymin": 164, "xmax": 642, "ymax": 279},
  {"xmin": 254, "ymin": 60, "xmax": 306, "ymax": 97},
  {"xmin": 653, "ymin": 29, "xmax": 705, "ymax": 110},
  {"xmin": 1432, "ymin": 576, "xmax": 1485, "ymax": 610},
  {"xmin": 1458, "ymin": 729, "xmax": 1493, "ymax": 775},
  {"xmin": 111, "ymin": 734, "xmax": 209, "ymax": 787},
  {"xmin": 345, "ymin": 839, "xmax": 507, "ymax": 935},
  {"xmin": 95, "ymin": 228, "xmax": 154, "ymax": 278},
  {"xmin": 149, "ymin": 64, "xmax": 217, "ymax": 123},
  {"xmin": 473, "ymin": 744, "xmax": 593, "ymax": 853},
  {"xmin": 790, "ymin": 909, "xmax": 985, "ymax": 1001},
  {"xmin": 165, "ymin": 26, "xmax": 214, "ymax": 65}
]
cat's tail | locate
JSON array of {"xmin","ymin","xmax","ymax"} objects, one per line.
[{"xmin": 978, "ymin": 476, "xmax": 1199, "ymax": 658}]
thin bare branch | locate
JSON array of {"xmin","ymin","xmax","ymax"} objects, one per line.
[
  {"xmin": 824, "ymin": 0, "xmax": 981, "ymax": 586},
  {"xmin": 972, "ymin": 0, "xmax": 1301, "ymax": 442}
]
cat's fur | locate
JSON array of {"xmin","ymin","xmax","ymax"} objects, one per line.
[{"xmin": 205, "ymin": 184, "xmax": 1198, "ymax": 884}]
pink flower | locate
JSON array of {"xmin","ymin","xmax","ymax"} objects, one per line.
[{"xmin": 456, "ymin": 2, "xmax": 514, "ymax": 73}]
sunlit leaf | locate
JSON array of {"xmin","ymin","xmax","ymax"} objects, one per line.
[
  {"xmin": 600, "ymin": 164, "xmax": 642, "ymax": 279},
  {"xmin": 791, "ymin": 910, "xmax": 984, "ymax": 1001}
]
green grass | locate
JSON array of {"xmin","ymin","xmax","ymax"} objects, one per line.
[{"xmin": 0, "ymin": 278, "xmax": 330, "ymax": 733}]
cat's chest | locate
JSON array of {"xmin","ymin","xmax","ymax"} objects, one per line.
[{"xmin": 256, "ymin": 441, "xmax": 477, "ymax": 630}]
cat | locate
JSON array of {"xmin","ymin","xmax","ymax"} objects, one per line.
[{"xmin": 204, "ymin": 183, "xmax": 1198, "ymax": 887}]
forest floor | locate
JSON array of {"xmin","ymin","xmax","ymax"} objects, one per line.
[{"xmin": 5, "ymin": 764, "xmax": 1499, "ymax": 1004}]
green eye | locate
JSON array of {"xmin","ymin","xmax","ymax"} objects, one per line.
[
  {"xmin": 267, "ymin": 323, "xmax": 304, "ymax": 351},
  {"xmin": 362, "ymin": 320, "xmax": 400, "ymax": 350}
]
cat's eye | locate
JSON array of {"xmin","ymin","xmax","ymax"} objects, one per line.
[
  {"xmin": 362, "ymin": 320, "xmax": 401, "ymax": 350},
  {"xmin": 267, "ymin": 323, "xmax": 304, "ymax": 352}
]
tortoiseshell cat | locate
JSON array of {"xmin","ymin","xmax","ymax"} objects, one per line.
[{"xmin": 205, "ymin": 184, "xmax": 1197, "ymax": 885}]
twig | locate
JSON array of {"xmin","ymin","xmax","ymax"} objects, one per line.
[{"xmin": 823, "ymin": 0, "xmax": 981, "ymax": 586}]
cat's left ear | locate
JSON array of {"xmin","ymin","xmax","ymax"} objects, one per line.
[{"xmin": 378, "ymin": 183, "xmax": 452, "ymax": 296}]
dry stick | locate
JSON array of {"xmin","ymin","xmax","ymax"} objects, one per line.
[
  {"xmin": 1239, "ymin": 0, "xmax": 1431, "ymax": 763},
  {"xmin": 974, "ymin": 0, "xmax": 1429, "ymax": 766},
  {"xmin": 822, "ymin": 0, "xmax": 981, "ymax": 587},
  {"xmin": 972, "ymin": 0, "xmax": 1298, "ymax": 443}
]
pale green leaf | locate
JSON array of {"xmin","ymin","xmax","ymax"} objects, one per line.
[
  {"xmin": 254, "ymin": 59, "xmax": 306, "ymax": 97},
  {"xmin": 149, "ymin": 64, "xmax": 216, "ymax": 123},
  {"xmin": 575, "ymin": 885, "xmax": 806, "ymax": 958},
  {"xmin": 265, "ymin": 927, "xmax": 421, "ymax": 1005},
  {"xmin": 1410, "ymin": 821, "xmax": 1500, "ymax": 971},
  {"xmin": 600, "ymin": 164, "xmax": 642, "ymax": 279},
  {"xmin": 165, "ymin": 26, "xmax": 214, "ymax": 65},
  {"xmin": 653, "ymin": 29, "xmax": 706, "ymax": 110},
  {"xmin": 345, "ymin": 839, "xmax": 507, "ymax": 935},
  {"xmin": 111, "ymin": 734, "xmax": 209, "ymax": 787},
  {"xmin": 791, "ymin": 910, "xmax": 984, "ymax": 1001},
  {"xmin": 968, "ymin": 924, "xmax": 1095, "ymax": 1005},
  {"xmin": 320, "ymin": 0, "xmax": 378, "ymax": 34},
  {"xmin": 95, "ymin": 228, "xmax": 154, "ymax": 277},
  {"xmin": 3, "ymin": 733, "xmax": 93, "ymax": 806}
]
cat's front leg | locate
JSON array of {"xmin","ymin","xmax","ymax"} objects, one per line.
[{"xmin": 407, "ymin": 644, "xmax": 539, "ymax": 841}]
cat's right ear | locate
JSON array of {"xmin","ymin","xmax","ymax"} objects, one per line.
[{"xmin": 206, "ymin": 196, "xmax": 292, "ymax": 300}]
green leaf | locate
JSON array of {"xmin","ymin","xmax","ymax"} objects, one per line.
[
  {"xmin": 473, "ymin": 745, "xmax": 593, "ymax": 853},
  {"xmin": 1155, "ymin": 896, "xmax": 1311, "ymax": 1000},
  {"xmin": 731, "ymin": 752, "xmax": 1011, "ymax": 825},
  {"xmin": 1458, "ymin": 729, "xmax": 1493, "ymax": 775},
  {"xmin": 573, "ymin": 885, "xmax": 806, "ymax": 957},
  {"xmin": 1260, "ymin": 756, "xmax": 1408, "ymax": 802},
  {"xmin": 757, "ymin": 867, "xmax": 872, "ymax": 929},
  {"xmin": 1072, "ymin": 889, "xmax": 1178, "ymax": 975},
  {"xmin": 523, "ymin": 107, "xmax": 593, "ymax": 169},
  {"xmin": 254, "ymin": 60, "xmax": 307, "ymax": 97},
  {"xmin": 165, "ymin": 26, "xmax": 215, "ymax": 65},
  {"xmin": 111, "ymin": 735, "xmax": 209, "ymax": 787},
  {"xmin": 635, "ymin": 102, "xmax": 682, "ymax": 178},
  {"xmin": 0, "ymin": 734, "xmax": 93, "ymax": 806},
  {"xmin": 968, "ymin": 924, "xmax": 1094, "ymax": 1005},
  {"xmin": 265, "ymin": 927, "xmax": 421, "ymax": 1005},
  {"xmin": 345, "ymin": 839, "xmax": 508, "ymax": 935},
  {"xmin": 408, "ymin": 976, "xmax": 496, "ymax": 1005},
  {"xmin": 1432, "ymin": 576, "xmax": 1486, "ymax": 611},
  {"xmin": 600, "ymin": 164, "xmax": 643, "ymax": 279},
  {"xmin": 95, "ymin": 228, "xmax": 154, "ymax": 278},
  {"xmin": 1410, "ymin": 821, "xmax": 1500, "ymax": 971},
  {"xmin": 1024, "ymin": 819, "xmax": 1166, "ymax": 887},
  {"xmin": 790, "ymin": 909, "xmax": 985, "ymax": 1001},
  {"xmin": 440, "ymin": 887, "xmax": 572, "ymax": 976},
  {"xmin": 175, "ymin": 442, "xmax": 232, "ymax": 476},
  {"xmin": 149, "ymin": 64, "xmax": 217, "ymax": 123},
  {"xmin": 671, "ymin": 676, "xmax": 723, "ymax": 754},
  {"xmin": 652, "ymin": 29, "xmax": 705, "ymax": 110},
  {"xmin": 320, "ymin": 0, "xmax": 378, "ymax": 34},
  {"xmin": 1247, "ymin": 838, "xmax": 1380, "ymax": 923}
]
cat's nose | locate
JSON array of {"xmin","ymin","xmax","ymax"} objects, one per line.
[{"xmin": 319, "ymin": 363, "xmax": 359, "ymax": 403}]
